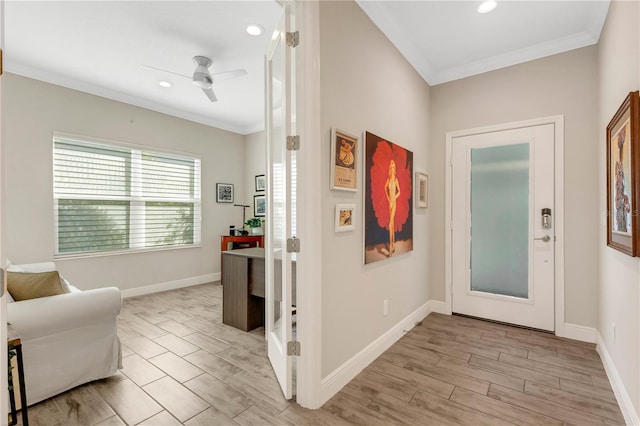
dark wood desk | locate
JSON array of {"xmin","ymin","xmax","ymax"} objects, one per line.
[
  {"xmin": 222, "ymin": 248, "xmax": 265, "ymax": 331},
  {"xmin": 220, "ymin": 235, "xmax": 264, "ymax": 252},
  {"xmin": 222, "ymin": 248, "xmax": 297, "ymax": 332}
]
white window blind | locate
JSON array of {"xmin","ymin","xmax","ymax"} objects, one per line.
[{"xmin": 53, "ymin": 137, "xmax": 201, "ymax": 256}]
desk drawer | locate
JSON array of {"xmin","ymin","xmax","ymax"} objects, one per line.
[{"xmin": 249, "ymin": 258, "xmax": 265, "ymax": 297}]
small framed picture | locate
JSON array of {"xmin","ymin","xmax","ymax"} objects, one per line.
[
  {"xmin": 255, "ymin": 174, "xmax": 266, "ymax": 192},
  {"xmin": 331, "ymin": 128, "xmax": 359, "ymax": 191},
  {"xmin": 216, "ymin": 183, "xmax": 234, "ymax": 203},
  {"xmin": 254, "ymin": 194, "xmax": 266, "ymax": 217},
  {"xmin": 335, "ymin": 204, "xmax": 355, "ymax": 233},
  {"xmin": 415, "ymin": 172, "xmax": 428, "ymax": 208}
]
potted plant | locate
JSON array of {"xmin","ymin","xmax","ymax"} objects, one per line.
[{"xmin": 245, "ymin": 217, "xmax": 264, "ymax": 235}]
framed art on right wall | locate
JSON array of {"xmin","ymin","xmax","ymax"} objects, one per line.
[{"xmin": 607, "ymin": 90, "xmax": 640, "ymax": 256}]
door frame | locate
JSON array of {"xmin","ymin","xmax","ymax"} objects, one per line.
[{"xmin": 444, "ymin": 115, "xmax": 566, "ymax": 336}]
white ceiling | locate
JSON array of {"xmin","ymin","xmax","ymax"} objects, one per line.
[
  {"xmin": 4, "ymin": 1, "xmax": 611, "ymax": 135},
  {"xmin": 4, "ymin": 1, "xmax": 282, "ymax": 135},
  {"xmin": 357, "ymin": 0, "xmax": 611, "ymax": 85}
]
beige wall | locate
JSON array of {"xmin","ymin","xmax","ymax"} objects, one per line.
[
  {"xmin": 244, "ymin": 130, "xmax": 266, "ymax": 226},
  {"xmin": 597, "ymin": 0, "xmax": 640, "ymax": 414},
  {"xmin": 429, "ymin": 46, "xmax": 600, "ymax": 328},
  {"xmin": 319, "ymin": 1, "xmax": 431, "ymax": 377},
  {"xmin": 3, "ymin": 73, "xmax": 247, "ymax": 291}
]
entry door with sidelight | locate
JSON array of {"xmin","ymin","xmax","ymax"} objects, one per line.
[{"xmin": 451, "ymin": 124, "xmax": 555, "ymax": 331}]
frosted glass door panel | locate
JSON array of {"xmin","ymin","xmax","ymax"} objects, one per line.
[{"xmin": 470, "ymin": 143, "xmax": 529, "ymax": 298}]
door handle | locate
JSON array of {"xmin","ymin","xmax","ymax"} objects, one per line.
[{"xmin": 534, "ymin": 235, "xmax": 551, "ymax": 242}]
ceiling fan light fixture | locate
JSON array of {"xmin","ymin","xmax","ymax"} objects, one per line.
[
  {"xmin": 246, "ymin": 24, "xmax": 263, "ymax": 36},
  {"xmin": 193, "ymin": 73, "xmax": 212, "ymax": 89},
  {"xmin": 478, "ymin": 0, "xmax": 497, "ymax": 14}
]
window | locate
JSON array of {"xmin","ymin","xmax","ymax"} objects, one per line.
[{"xmin": 53, "ymin": 136, "xmax": 201, "ymax": 256}]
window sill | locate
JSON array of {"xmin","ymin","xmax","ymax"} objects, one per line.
[{"xmin": 54, "ymin": 243, "xmax": 202, "ymax": 261}]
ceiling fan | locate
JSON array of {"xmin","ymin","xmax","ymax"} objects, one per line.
[{"xmin": 142, "ymin": 56, "xmax": 247, "ymax": 103}]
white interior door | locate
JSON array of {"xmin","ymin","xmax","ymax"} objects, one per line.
[
  {"xmin": 265, "ymin": 3, "xmax": 294, "ymax": 399},
  {"xmin": 451, "ymin": 124, "xmax": 555, "ymax": 331}
]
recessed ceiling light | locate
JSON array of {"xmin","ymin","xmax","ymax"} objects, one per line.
[
  {"xmin": 478, "ymin": 0, "xmax": 497, "ymax": 13},
  {"xmin": 246, "ymin": 24, "xmax": 263, "ymax": 36},
  {"xmin": 158, "ymin": 81, "xmax": 172, "ymax": 88}
]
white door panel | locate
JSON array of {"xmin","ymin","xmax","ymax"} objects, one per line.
[{"xmin": 452, "ymin": 124, "xmax": 555, "ymax": 331}]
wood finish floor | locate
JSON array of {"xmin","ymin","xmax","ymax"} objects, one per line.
[{"xmin": 17, "ymin": 283, "xmax": 624, "ymax": 425}]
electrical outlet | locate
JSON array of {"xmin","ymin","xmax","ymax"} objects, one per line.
[
  {"xmin": 612, "ymin": 323, "xmax": 616, "ymax": 342},
  {"xmin": 383, "ymin": 299, "xmax": 388, "ymax": 316}
]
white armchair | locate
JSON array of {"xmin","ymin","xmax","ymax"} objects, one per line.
[{"xmin": 6, "ymin": 262, "xmax": 122, "ymax": 405}]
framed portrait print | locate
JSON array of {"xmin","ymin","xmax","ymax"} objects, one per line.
[
  {"xmin": 331, "ymin": 128, "xmax": 359, "ymax": 191},
  {"xmin": 254, "ymin": 194, "xmax": 266, "ymax": 217},
  {"xmin": 255, "ymin": 174, "xmax": 266, "ymax": 192},
  {"xmin": 364, "ymin": 131, "xmax": 413, "ymax": 264},
  {"xmin": 216, "ymin": 183, "xmax": 234, "ymax": 203},
  {"xmin": 415, "ymin": 172, "xmax": 428, "ymax": 208},
  {"xmin": 335, "ymin": 204, "xmax": 355, "ymax": 233},
  {"xmin": 607, "ymin": 91, "xmax": 640, "ymax": 256}
]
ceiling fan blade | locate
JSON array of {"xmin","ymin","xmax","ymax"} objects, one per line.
[
  {"xmin": 211, "ymin": 69, "xmax": 247, "ymax": 82},
  {"xmin": 202, "ymin": 87, "xmax": 218, "ymax": 103},
  {"xmin": 140, "ymin": 64, "xmax": 191, "ymax": 80}
]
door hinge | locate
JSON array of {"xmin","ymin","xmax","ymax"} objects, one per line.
[
  {"xmin": 287, "ymin": 237, "xmax": 300, "ymax": 253},
  {"xmin": 287, "ymin": 135, "xmax": 300, "ymax": 151},
  {"xmin": 287, "ymin": 341, "xmax": 301, "ymax": 356},
  {"xmin": 286, "ymin": 31, "xmax": 299, "ymax": 48},
  {"xmin": 0, "ymin": 49, "xmax": 3, "ymax": 76}
]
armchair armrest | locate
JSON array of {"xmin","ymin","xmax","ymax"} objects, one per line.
[{"xmin": 7, "ymin": 287, "xmax": 122, "ymax": 341}]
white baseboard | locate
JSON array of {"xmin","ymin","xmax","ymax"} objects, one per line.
[
  {"xmin": 426, "ymin": 299, "xmax": 449, "ymax": 315},
  {"xmin": 596, "ymin": 331, "xmax": 640, "ymax": 426},
  {"xmin": 558, "ymin": 322, "xmax": 597, "ymax": 343},
  {"xmin": 319, "ymin": 301, "xmax": 432, "ymax": 406},
  {"xmin": 121, "ymin": 273, "xmax": 220, "ymax": 298}
]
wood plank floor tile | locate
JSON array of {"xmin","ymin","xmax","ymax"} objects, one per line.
[
  {"xmin": 93, "ymin": 374, "xmax": 163, "ymax": 425},
  {"xmin": 184, "ymin": 407, "xmax": 239, "ymax": 426},
  {"xmin": 454, "ymin": 334, "xmax": 529, "ymax": 358},
  {"xmin": 184, "ymin": 349, "xmax": 244, "ymax": 380},
  {"xmin": 469, "ymin": 354, "xmax": 560, "ymax": 388},
  {"xmin": 339, "ymin": 382, "xmax": 460, "ymax": 426},
  {"xmin": 437, "ymin": 356, "xmax": 525, "ymax": 391},
  {"xmin": 321, "ymin": 393, "xmax": 407, "ymax": 426},
  {"xmin": 149, "ymin": 351, "xmax": 205, "ymax": 383},
  {"xmin": 560, "ymin": 378, "xmax": 617, "ymax": 402},
  {"xmin": 121, "ymin": 353, "xmax": 166, "ymax": 386},
  {"xmin": 499, "ymin": 352, "xmax": 594, "ymax": 384},
  {"xmin": 22, "ymin": 283, "xmax": 623, "ymax": 426},
  {"xmin": 156, "ymin": 319, "xmax": 198, "ymax": 337},
  {"xmin": 405, "ymin": 360, "xmax": 491, "ymax": 395},
  {"xmin": 223, "ymin": 370, "xmax": 292, "ymax": 413},
  {"xmin": 183, "ymin": 331, "xmax": 231, "ymax": 354},
  {"xmin": 280, "ymin": 403, "xmax": 354, "ymax": 426},
  {"xmin": 449, "ymin": 386, "xmax": 562, "ymax": 426},
  {"xmin": 233, "ymin": 404, "xmax": 297, "ymax": 426},
  {"xmin": 184, "ymin": 372, "xmax": 256, "ymax": 418},
  {"xmin": 524, "ymin": 381, "xmax": 625, "ymax": 422},
  {"xmin": 409, "ymin": 389, "xmax": 516, "ymax": 426},
  {"xmin": 142, "ymin": 376, "xmax": 210, "ymax": 422},
  {"xmin": 527, "ymin": 350, "xmax": 609, "ymax": 378},
  {"xmin": 369, "ymin": 357, "xmax": 454, "ymax": 399},
  {"xmin": 426, "ymin": 335, "xmax": 501, "ymax": 360},
  {"xmin": 124, "ymin": 335, "xmax": 169, "ymax": 359},
  {"xmin": 347, "ymin": 368, "xmax": 419, "ymax": 403},
  {"xmin": 94, "ymin": 415, "xmax": 126, "ymax": 425},
  {"xmin": 488, "ymin": 383, "xmax": 607, "ymax": 425},
  {"xmin": 137, "ymin": 410, "xmax": 182, "ymax": 426},
  {"xmin": 154, "ymin": 333, "xmax": 201, "ymax": 357}
]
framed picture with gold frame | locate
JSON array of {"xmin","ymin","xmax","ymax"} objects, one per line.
[
  {"xmin": 331, "ymin": 128, "xmax": 358, "ymax": 191},
  {"xmin": 607, "ymin": 91, "xmax": 640, "ymax": 256}
]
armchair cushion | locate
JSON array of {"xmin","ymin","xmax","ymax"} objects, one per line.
[{"xmin": 7, "ymin": 270, "xmax": 66, "ymax": 301}]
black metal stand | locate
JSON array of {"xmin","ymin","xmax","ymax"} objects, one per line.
[{"xmin": 8, "ymin": 340, "xmax": 28, "ymax": 425}]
